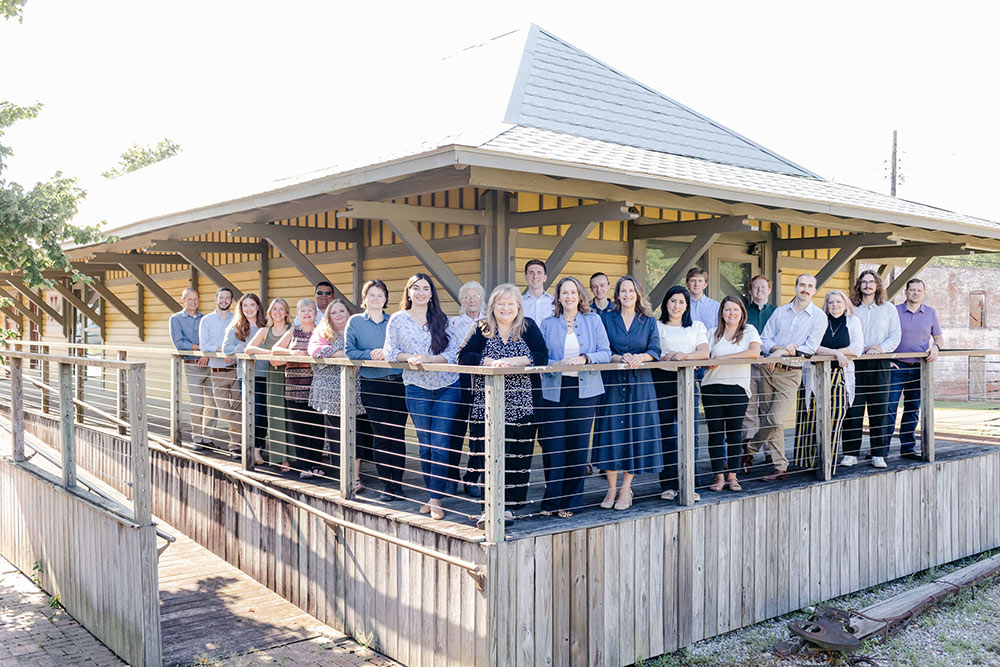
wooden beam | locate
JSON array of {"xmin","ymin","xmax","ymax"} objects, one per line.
[
  {"xmin": 381, "ymin": 218, "xmax": 464, "ymax": 303},
  {"xmin": 90, "ymin": 252, "xmax": 188, "ymax": 265},
  {"xmin": 176, "ymin": 251, "xmax": 243, "ymax": 298},
  {"xmin": 150, "ymin": 240, "xmax": 264, "ymax": 254},
  {"xmin": 774, "ymin": 232, "xmax": 898, "ymax": 252},
  {"xmin": 337, "ymin": 201, "xmax": 490, "ymax": 226},
  {"xmin": 543, "ymin": 221, "xmax": 599, "ymax": 289},
  {"xmin": 258, "ymin": 232, "xmax": 358, "ymax": 310},
  {"xmin": 648, "ymin": 233, "xmax": 720, "ymax": 308},
  {"xmin": 629, "ymin": 215, "xmax": 751, "ymax": 240},
  {"xmin": 3, "ymin": 277, "xmax": 65, "ymax": 326},
  {"xmin": 508, "ymin": 200, "xmax": 637, "ymax": 229},
  {"xmin": 854, "ymin": 243, "xmax": 971, "ymax": 259},
  {"xmin": 886, "ymin": 256, "xmax": 934, "ymax": 300},
  {"xmin": 82, "ymin": 275, "xmax": 143, "ymax": 329},
  {"xmin": 259, "ymin": 242, "xmax": 269, "ymax": 306},
  {"xmin": 628, "ymin": 221, "xmax": 647, "ymax": 287},
  {"xmin": 237, "ymin": 222, "xmax": 363, "ymax": 244},
  {"xmin": 3, "ymin": 295, "xmax": 41, "ymax": 328},
  {"xmin": 814, "ymin": 244, "xmax": 865, "ymax": 290},
  {"xmin": 48, "ymin": 281, "xmax": 103, "ymax": 331},
  {"xmin": 118, "ymin": 264, "xmax": 182, "ymax": 313},
  {"xmin": 1, "ymin": 304, "xmax": 21, "ymax": 327}
]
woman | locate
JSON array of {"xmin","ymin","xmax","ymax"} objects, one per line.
[
  {"xmin": 222, "ymin": 292, "xmax": 268, "ymax": 465},
  {"xmin": 246, "ymin": 297, "xmax": 293, "ymax": 473},
  {"xmin": 272, "ymin": 298, "xmax": 326, "ymax": 479},
  {"xmin": 308, "ymin": 298, "xmax": 367, "ymax": 493},
  {"xmin": 449, "ymin": 280, "xmax": 485, "ymax": 498},
  {"xmin": 538, "ymin": 277, "xmax": 611, "ymax": 517},
  {"xmin": 593, "ymin": 276, "xmax": 662, "ymax": 511},
  {"xmin": 346, "ymin": 280, "xmax": 409, "ymax": 501},
  {"xmin": 795, "ymin": 290, "xmax": 864, "ymax": 471},
  {"xmin": 383, "ymin": 273, "xmax": 461, "ymax": 520},
  {"xmin": 702, "ymin": 297, "xmax": 761, "ymax": 492},
  {"xmin": 459, "ymin": 284, "xmax": 548, "ymax": 518},
  {"xmin": 654, "ymin": 286, "xmax": 709, "ymax": 501}
]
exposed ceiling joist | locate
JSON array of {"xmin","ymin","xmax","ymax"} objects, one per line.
[
  {"xmin": 774, "ymin": 232, "xmax": 899, "ymax": 252},
  {"xmin": 337, "ymin": 201, "xmax": 490, "ymax": 226},
  {"xmin": 854, "ymin": 243, "xmax": 971, "ymax": 259},
  {"xmin": 236, "ymin": 222, "xmax": 363, "ymax": 244},
  {"xmin": 90, "ymin": 252, "xmax": 188, "ymax": 265},
  {"xmin": 149, "ymin": 240, "xmax": 263, "ymax": 255},
  {"xmin": 629, "ymin": 215, "xmax": 751, "ymax": 240},
  {"xmin": 507, "ymin": 200, "xmax": 638, "ymax": 229}
]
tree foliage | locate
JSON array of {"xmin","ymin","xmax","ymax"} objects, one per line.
[
  {"xmin": 102, "ymin": 138, "xmax": 182, "ymax": 179},
  {"xmin": 0, "ymin": 0, "xmax": 26, "ymax": 22}
]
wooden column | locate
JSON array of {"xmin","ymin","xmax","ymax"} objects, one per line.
[
  {"xmin": 59, "ymin": 361, "xmax": 76, "ymax": 488},
  {"xmin": 677, "ymin": 365, "xmax": 697, "ymax": 505},
  {"xmin": 170, "ymin": 355, "xmax": 183, "ymax": 447},
  {"xmin": 627, "ymin": 221, "xmax": 647, "ymax": 288},
  {"xmin": 74, "ymin": 347, "xmax": 85, "ymax": 423},
  {"xmin": 116, "ymin": 350, "xmax": 128, "ymax": 435},
  {"xmin": 483, "ymin": 373, "xmax": 506, "ymax": 542},
  {"xmin": 10, "ymin": 356, "xmax": 24, "ymax": 462},
  {"xmin": 240, "ymin": 358, "xmax": 256, "ymax": 471},
  {"xmin": 339, "ymin": 365, "xmax": 357, "ymax": 499},
  {"xmin": 920, "ymin": 358, "xmax": 936, "ymax": 463},
  {"xmin": 259, "ymin": 242, "xmax": 270, "ymax": 307},
  {"xmin": 813, "ymin": 360, "xmax": 833, "ymax": 481}
]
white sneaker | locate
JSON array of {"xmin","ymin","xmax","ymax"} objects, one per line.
[
  {"xmin": 839, "ymin": 455, "xmax": 858, "ymax": 467},
  {"xmin": 872, "ymin": 457, "xmax": 887, "ymax": 468}
]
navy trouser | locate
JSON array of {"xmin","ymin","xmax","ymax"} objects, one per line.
[
  {"xmin": 886, "ymin": 362, "xmax": 922, "ymax": 454},
  {"xmin": 652, "ymin": 369, "xmax": 679, "ymax": 492},
  {"xmin": 361, "ymin": 376, "xmax": 408, "ymax": 487},
  {"xmin": 539, "ymin": 376, "xmax": 600, "ymax": 512}
]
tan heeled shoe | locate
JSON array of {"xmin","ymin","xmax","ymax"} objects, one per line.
[
  {"xmin": 613, "ymin": 488, "xmax": 633, "ymax": 511},
  {"xmin": 600, "ymin": 488, "xmax": 618, "ymax": 509}
]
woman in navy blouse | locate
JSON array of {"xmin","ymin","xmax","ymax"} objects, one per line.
[
  {"xmin": 593, "ymin": 276, "xmax": 662, "ymax": 511},
  {"xmin": 383, "ymin": 273, "xmax": 461, "ymax": 521},
  {"xmin": 538, "ymin": 277, "xmax": 611, "ymax": 518}
]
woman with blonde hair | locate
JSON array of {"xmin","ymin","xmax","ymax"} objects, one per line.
[
  {"xmin": 458, "ymin": 284, "xmax": 547, "ymax": 518},
  {"xmin": 246, "ymin": 297, "xmax": 293, "ymax": 472},
  {"xmin": 795, "ymin": 290, "xmax": 864, "ymax": 471}
]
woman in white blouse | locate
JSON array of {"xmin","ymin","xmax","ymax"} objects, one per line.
[
  {"xmin": 654, "ymin": 285, "xmax": 709, "ymax": 501},
  {"xmin": 703, "ymin": 297, "xmax": 761, "ymax": 491}
]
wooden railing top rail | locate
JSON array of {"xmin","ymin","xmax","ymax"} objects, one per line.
[{"xmin": 0, "ymin": 349, "xmax": 142, "ymax": 371}]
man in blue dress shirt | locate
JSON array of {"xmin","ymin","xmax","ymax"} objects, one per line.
[
  {"xmin": 169, "ymin": 287, "xmax": 210, "ymax": 449},
  {"xmin": 686, "ymin": 267, "xmax": 720, "ymax": 467}
]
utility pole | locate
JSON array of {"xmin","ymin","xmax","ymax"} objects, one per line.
[{"xmin": 890, "ymin": 130, "xmax": 898, "ymax": 197}]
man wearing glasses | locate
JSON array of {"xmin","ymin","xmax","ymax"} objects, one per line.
[
  {"xmin": 840, "ymin": 270, "xmax": 901, "ymax": 469},
  {"xmin": 295, "ymin": 281, "xmax": 336, "ymax": 325}
]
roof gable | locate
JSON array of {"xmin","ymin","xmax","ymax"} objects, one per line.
[{"xmin": 503, "ymin": 25, "xmax": 817, "ymax": 178}]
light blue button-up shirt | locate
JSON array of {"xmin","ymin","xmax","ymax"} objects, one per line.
[
  {"xmin": 853, "ymin": 300, "xmax": 901, "ymax": 352},
  {"xmin": 522, "ymin": 290, "xmax": 556, "ymax": 323},
  {"xmin": 198, "ymin": 310, "xmax": 236, "ymax": 369},
  {"xmin": 760, "ymin": 301, "xmax": 828, "ymax": 357},
  {"xmin": 169, "ymin": 310, "xmax": 203, "ymax": 361},
  {"xmin": 345, "ymin": 311, "xmax": 395, "ymax": 379},
  {"xmin": 688, "ymin": 295, "xmax": 721, "ymax": 332}
]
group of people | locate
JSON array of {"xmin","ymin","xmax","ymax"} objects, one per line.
[{"xmin": 169, "ymin": 259, "xmax": 942, "ymax": 522}]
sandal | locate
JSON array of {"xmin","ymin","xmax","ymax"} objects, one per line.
[
  {"xmin": 539, "ymin": 510, "xmax": 553, "ymax": 517},
  {"xmin": 299, "ymin": 471, "xmax": 314, "ymax": 479},
  {"xmin": 613, "ymin": 488, "xmax": 633, "ymax": 511},
  {"xmin": 660, "ymin": 489, "xmax": 677, "ymax": 501},
  {"xmin": 600, "ymin": 489, "xmax": 618, "ymax": 509},
  {"xmin": 311, "ymin": 468, "xmax": 325, "ymax": 478},
  {"xmin": 708, "ymin": 478, "xmax": 726, "ymax": 492},
  {"xmin": 728, "ymin": 480, "xmax": 743, "ymax": 492},
  {"xmin": 557, "ymin": 510, "xmax": 574, "ymax": 519}
]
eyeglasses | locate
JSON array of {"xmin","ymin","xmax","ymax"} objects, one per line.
[
  {"xmin": 315, "ymin": 290, "xmax": 333, "ymax": 296},
  {"xmin": 859, "ymin": 281, "xmax": 877, "ymax": 286}
]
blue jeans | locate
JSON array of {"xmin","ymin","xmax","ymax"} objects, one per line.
[
  {"xmin": 405, "ymin": 382, "xmax": 461, "ymax": 500},
  {"xmin": 886, "ymin": 362, "xmax": 921, "ymax": 453}
]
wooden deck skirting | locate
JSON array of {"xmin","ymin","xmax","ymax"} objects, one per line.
[{"xmin": 7, "ymin": 403, "xmax": 1000, "ymax": 666}]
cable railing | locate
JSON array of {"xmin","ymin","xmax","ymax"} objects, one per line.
[{"xmin": 4, "ymin": 340, "xmax": 1000, "ymax": 543}]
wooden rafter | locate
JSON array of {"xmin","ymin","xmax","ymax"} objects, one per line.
[
  {"xmin": 2, "ymin": 294, "xmax": 41, "ymax": 328},
  {"xmin": 3, "ymin": 277, "xmax": 65, "ymax": 326},
  {"xmin": 90, "ymin": 252, "xmax": 188, "ymax": 266},
  {"xmin": 49, "ymin": 281, "xmax": 103, "ymax": 333},
  {"xmin": 814, "ymin": 245, "xmax": 866, "ymax": 290},
  {"xmin": 174, "ymin": 251, "xmax": 242, "ymax": 298},
  {"xmin": 150, "ymin": 240, "xmax": 264, "ymax": 255},
  {"xmin": 855, "ymin": 243, "xmax": 970, "ymax": 259},
  {"xmin": 237, "ymin": 222, "xmax": 363, "ymax": 244},
  {"xmin": 80, "ymin": 274, "xmax": 143, "ymax": 330},
  {"xmin": 629, "ymin": 215, "xmax": 751, "ymax": 240},
  {"xmin": 117, "ymin": 264, "xmax": 182, "ymax": 313},
  {"xmin": 774, "ymin": 232, "xmax": 898, "ymax": 252},
  {"xmin": 508, "ymin": 200, "xmax": 637, "ymax": 230},
  {"xmin": 649, "ymin": 232, "xmax": 720, "ymax": 308},
  {"xmin": 338, "ymin": 201, "xmax": 489, "ymax": 227}
]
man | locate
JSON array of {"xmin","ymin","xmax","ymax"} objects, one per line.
[
  {"xmin": 169, "ymin": 287, "xmax": 210, "ymax": 450},
  {"xmin": 745, "ymin": 274, "xmax": 827, "ymax": 481},
  {"xmin": 295, "ymin": 281, "xmax": 335, "ymax": 325},
  {"xmin": 198, "ymin": 286, "xmax": 242, "ymax": 454},
  {"xmin": 742, "ymin": 275, "xmax": 776, "ymax": 445},
  {"xmin": 841, "ymin": 270, "xmax": 901, "ymax": 469},
  {"xmin": 686, "ymin": 267, "xmax": 720, "ymax": 331},
  {"xmin": 886, "ymin": 278, "xmax": 942, "ymax": 461},
  {"xmin": 589, "ymin": 272, "xmax": 613, "ymax": 313},
  {"xmin": 522, "ymin": 259, "xmax": 556, "ymax": 323}
]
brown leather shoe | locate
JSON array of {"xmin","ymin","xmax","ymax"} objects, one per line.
[
  {"xmin": 741, "ymin": 454, "xmax": 754, "ymax": 476},
  {"xmin": 762, "ymin": 469, "xmax": 788, "ymax": 482}
]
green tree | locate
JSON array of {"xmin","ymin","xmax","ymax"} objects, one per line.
[
  {"xmin": 0, "ymin": 0, "xmax": 26, "ymax": 22},
  {"xmin": 102, "ymin": 139, "xmax": 182, "ymax": 179}
]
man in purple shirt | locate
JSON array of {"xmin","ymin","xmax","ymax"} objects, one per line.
[{"xmin": 887, "ymin": 278, "xmax": 943, "ymax": 460}]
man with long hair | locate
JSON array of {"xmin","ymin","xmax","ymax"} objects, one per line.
[{"xmin": 840, "ymin": 270, "xmax": 901, "ymax": 468}]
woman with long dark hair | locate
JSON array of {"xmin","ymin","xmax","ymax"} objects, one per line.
[
  {"xmin": 654, "ymin": 285, "xmax": 709, "ymax": 500},
  {"xmin": 702, "ymin": 296, "xmax": 761, "ymax": 492},
  {"xmin": 592, "ymin": 276, "xmax": 662, "ymax": 511},
  {"xmin": 383, "ymin": 273, "xmax": 461, "ymax": 520},
  {"xmin": 223, "ymin": 292, "xmax": 268, "ymax": 465}
]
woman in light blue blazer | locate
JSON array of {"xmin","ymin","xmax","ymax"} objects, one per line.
[{"xmin": 538, "ymin": 276, "xmax": 612, "ymax": 517}]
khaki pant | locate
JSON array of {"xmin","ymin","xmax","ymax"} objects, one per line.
[
  {"xmin": 208, "ymin": 367, "xmax": 242, "ymax": 450},
  {"xmin": 742, "ymin": 364, "xmax": 765, "ymax": 441},
  {"xmin": 746, "ymin": 365, "xmax": 802, "ymax": 472},
  {"xmin": 183, "ymin": 362, "xmax": 214, "ymax": 442}
]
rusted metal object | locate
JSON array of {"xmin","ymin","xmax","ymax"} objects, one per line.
[{"xmin": 788, "ymin": 617, "xmax": 861, "ymax": 653}]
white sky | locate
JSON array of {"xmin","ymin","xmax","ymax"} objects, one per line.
[{"xmin": 3, "ymin": 0, "xmax": 999, "ymax": 223}]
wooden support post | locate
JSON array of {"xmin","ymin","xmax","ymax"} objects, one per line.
[
  {"xmin": 813, "ymin": 360, "xmax": 833, "ymax": 481},
  {"xmin": 339, "ymin": 365, "xmax": 357, "ymax": 499},
  {"xmin": 74, "ymin": 347, "xmax": 85, "ymax": 423},
  {"xmin": 58, "ymin": 362, "xmax": 76, "ymax": 488},
  {"xmin": 125, "ymin": 362, "xmax": 163, "ymax": 667},
  {"xmin": 352, "ymin": 227, "xmax": 365, "ymax": 305},
  {"xmin": 483, "ymin": 374, "xmax": 506, "ymax": 542},
  {"xmin": 969, "ymin": 355, "xmax": 986, "ymax": 402},
  {"xmin": 41, "ymin": 353, "xmax": 50, "ymax": 414},
  {"xmin": 677, "ymin": 365, "xmax": 697, "ymax": 506},
  {"xmin": 627, "ymin": 221, "xmax": 647, "ymax": 288},
  {"xmin": 920, "ymin": 358, "xmax": 935, "ymax": 463},
  {"xmin": 136, "ymin": 283, "xmax": 145, "ymax": 341},
  {"xmin": 170, "ymin": 355, "xmax": 183, "ymax": 447},
  {"xmin": 240, "ymin": 358, "xmax": 256, "ymax": 471},
  {"xmin": 10, "ymin": 356, "xmax": 24, "ymax": 462},
  {"xmin": 117, "ymin": 350, "xmax": 128, "ymax": 435},
  {"xmin": 259, "ymin": 242, "xmax": 269, "ymax": 307}
]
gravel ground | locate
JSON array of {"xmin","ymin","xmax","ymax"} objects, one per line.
[{"xmin": 641, "ymin": 549, "xmax": 1000, "ymax": 667}]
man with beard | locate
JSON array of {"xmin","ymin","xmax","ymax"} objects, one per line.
[{"xmin": 198, "ymin": 286, "xmax": 242, "ymax": 454}]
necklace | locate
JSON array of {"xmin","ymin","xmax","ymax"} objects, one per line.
[{"xmin": 828, "ymin": 317, "xmax": 845, "ymax": 338}]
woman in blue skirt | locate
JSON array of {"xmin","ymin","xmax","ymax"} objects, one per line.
[{"xmin": 593, "ymin": 276, "xmax": 662, "ymax": 511}]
